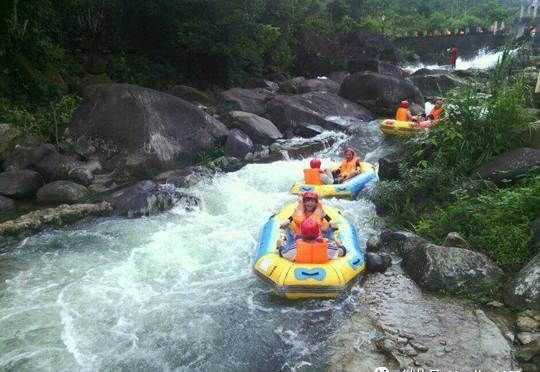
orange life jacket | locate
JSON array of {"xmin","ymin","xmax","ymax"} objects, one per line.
[
  {"xmin": 396, "ymin": 107, "xmax": 410, "ymax": 121},
  {"xmin": 303, "ymin": 168, "xmax": 324, "ymax": 185},
  {"xmin": 291, "ymin": 201, "xmax": 323, "ymax": 235},
  {"xmin": 431, "ymin": 106, "xmax": 443, "ymax": 120},
  {"xmin": 339, "ymin": 157, "xmax": 361, "ymax": 178},
  {"xmin": 295, "ymin": 238, "xmax": 329, "ymax": 264}
]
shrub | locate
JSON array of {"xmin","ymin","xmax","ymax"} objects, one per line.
[{"xmin": 414, "ymin": 175, "xmax": 540, "ymax": 268}]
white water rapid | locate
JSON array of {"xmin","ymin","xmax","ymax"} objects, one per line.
[{"xmin": 0, "ymin": 121, "xmax": 391, "ymax": 372}]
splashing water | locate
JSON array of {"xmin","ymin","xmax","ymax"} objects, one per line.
[
  {"xmin": 404, "ymin": 48, "xmax": 518, "ymax": 73},
  {"xmin": 0, "ymin": 134, "xmax": 385, "ymax": 372}
]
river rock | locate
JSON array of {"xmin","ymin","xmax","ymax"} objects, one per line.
[
  {"xmin": 379, "ymin": 230, "xmax": 429, "ymax": 258},
  {"xmin": 378, "ymin": 150, "xmax": 402, "ymax": 181},
  {"xmin": 279, "ymin": 77, "xmax": 340, "ymax": 94},
  {"xmin": 402, "ymin": 243, "xmax": 504, "ymax": 295},
  {"xmin": 219, "ymin": 88, "xmax": 270, "ymax": 116},
  {"xmin": 225, "ymin": 111, "xmax": 282, "ymax": 145},
  {"xmin": 410, "ymin": 73, "xmax": 466, "ymax": 97},
  {"xmin": 330, "ymin": 268, "xmax": 515, "ymax": 372},
  {"xmin": 339, "ymin": 71, "xmax": 424, "ymax": 116},
  {"xmin": 472, "ymin": 147, "xmax": 540, "ymax": 185},
  {"xmin": 0, "ymin": 170, "xmax": 44, "ymax": 198},
  {"xmin": 66, "ymin": 84, "xmax": 229, "ymax": 180},
  {"xmin": 102, "ymin": 180, "xmax": 200, "ymax": 218},
  {"xmin": 411, "ymin": 68, "xmax": 448, "ymax": 76},
  {"xmin": 3, "ymin": 142, "xmax": 55, "ymax": 171},
  {"xmin": 295, "ymin": 28, "xmax": 341, "ymax": 76},
  {"xmin": 266, "ymin": 91, "xmax": 373, "ymax": 135},
  {"xmin": 366, "ymin": 235, "xmax": 382, "ymax": 252},
  {"xmin": 170, "ymin": 84, "xmax": 215, "ymax": 106},
  {"xmin": 36, "ymin": 181, "xmax": 89, "ymax": 205},
  {"xmin": 0, "ymin": 124, "xmax": 24, "ymax": 163},
  {"xmin": 346, "ymin": 58, "xmax": 403, "ymax": 77},
  {"xmin": 0, "ymin": 202, "xmax": 112, "ymax": 237},
  {"xmin": 366, "ymin": 252, "xmax": 392, "ymax": 273},
  {"xmin": 224, "ymin": 129, "xmax": 254, "ymax": 159},
  {"xmin": 0, "ymin": 235, "xmax": 6, "ymax": 248},
  {"xmin": 505, "ymin": 252, "xmax": 540, "ymax": 310},
  {"xmin": 343, "ymin": 29, "xmax": 399, "ymax": 65},
  {"xmin": 327, "ymin": 71, "xmax": 350, "ymax": 85},
  {"xmin": 442, "ymin": 232, "xmax": 470, "ymax": 249},
  {"xmin": 30, "ymin": 151, "xmax": 81, "ymax": 183},
  {"xmin": 0, "ymin": 195, "xmax": 14, "ymax": 210}
]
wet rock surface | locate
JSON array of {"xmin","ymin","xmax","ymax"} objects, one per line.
[
  {"xmin": 505, "ymin": 252, "xmax": 540, "ymax": 311},
  {"xmin": 102, "ymin": 180, "xmax": 200, "ymax": 218},
  {"xmin": 472, "ymin": 147, "xmax": 540, "ymax": 184},
  {"xmin": 330, "ymin": 266, "xmax": 516, "ymax": 372},
  {"xmin": 0, "ymin": 170, "xmax": 44, "ymax": 199},
  {"xmin": 36, "ymin": 181, "xmax": 89, "ymax": 205},
  {"xmin": 266, "ymin": 91, "xmax": 373, "ymax": 134},
  {"xmin": 0, "ymin": 202, "xmax": 112, "ymax": 237},
  {"xmin": 225, "ymin": 111, "xmax": 282, "ymax": 145}
]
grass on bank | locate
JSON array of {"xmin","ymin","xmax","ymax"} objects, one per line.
[{"xmin": 370, "ymin": 45, "xmax": 539, "ymax": 269}]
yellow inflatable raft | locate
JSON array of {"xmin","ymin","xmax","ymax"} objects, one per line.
[
  {"xmin": 289, "ymin": 162, "xmax": 376, "ymax": 198},
  {"xmin": 253, "ymin": 203, "xmax": 365, "ymax": 299},
  {"xmin": 380, "ymin": 119, "xmax": 426, "ymax": 137}
]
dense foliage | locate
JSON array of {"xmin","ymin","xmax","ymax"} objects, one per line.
[{"xmin": 370, "ymin": 47, "xmax": 539, "ymax": 268}]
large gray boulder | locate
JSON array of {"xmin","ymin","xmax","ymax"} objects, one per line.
[
  {"xmin": 3, "ymin": 142, "xmax": 55, "ymax": 171},
  {"xmin": 472, "ymin": 148, "xmax": 540, "ymax": 184},
  {"xmin": 169, "ymin": 85, "xmax": 215, "ymax": 106},
  {"xmin": 224, "ymin": 129, "xmax": 254, "ymax": 159},
  {"xmin": 410, "ymin": 73, "xmax": 466, "ymax": 97},
  {"xmin": 402, "ymin": 243, "xmax": 504, "ymax": 295},
  {"xmin": 279, "ymin": 77, "xmax": 340, "ymax": 94},
  {"xmin": 266, "ymin": 91, "xmax": 373, "ymax": 135},
  {"xmin": 103, "ymin": 180, "xmax": 200, "ymax": 218},
  {"xmin": 0, "ymin": 195, "xmax": 14, "ymax": 210},
  {"xmin": 225, "ymin": 111, "xmax": 282, "ymax": 145},
  {"xmin": 0, "ymin": 170, "xmax": 43, "ymax": 198},
  {"xmin": 379, "ymin": 230, "xmax": 429, "ymax": 257},
  {"xmin": 343, "ymin": 29, "xmax": 399, "ymax": 65},
  {"xmin": 66, "ymin": 84, "xmax": 229, "ymax": 179},
  {"xmin": 339, "ymin": 71, "xmax": 424, "ymax": 116},
  {"xmin": 346, "ymin": 58, "xmax": 403, "ymax": 77},
  {"xmin": 505, "ymin": 252, "xmax": 540, "ymax": 310},
  {"xmin": 36, "ymin": 181, "xmax": 89, "ymax": 205},
  {"xmin": 219, "ymin": 88, "xmax": 270, "ymax": 116}
]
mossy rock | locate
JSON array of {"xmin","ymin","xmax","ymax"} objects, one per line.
[{"xmin": 0, "ymin": 124, "xmax": 24, "ymax": 163}]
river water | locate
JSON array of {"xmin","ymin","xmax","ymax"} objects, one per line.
[{"xmin": 0, "ymin": 120, "xmax": 394, "ymax": 371}]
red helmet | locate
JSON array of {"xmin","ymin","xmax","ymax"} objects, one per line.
[
  {"xmin": 301, "ymin": 218, "xmax": 320, "ymax": 240},
  {"xmin": 310, "ymin": 159, "xmax": 322, "ymax": 169},
  {"xmin": 302, "ymin": 191, "xmax": 319, "ymax": 201},
  {"xmin": 399, "ymin": 101, "xmax": 409, "ymax": 108},
  {"xmin": 344, "ymin": 146, "xmax": 355, "ymax": 156}
]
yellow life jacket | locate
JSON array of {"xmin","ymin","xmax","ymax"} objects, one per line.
[{"xmin": 295, "ymin": 238, "xmax": 329, "ymax": 264}]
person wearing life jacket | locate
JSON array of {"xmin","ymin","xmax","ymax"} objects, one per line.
[
  {"xmin": 449, "ymin": 46, "xmax": 458, "ymax": 69},
  {"xmin": 395, "ymin": 101, "xmax": 413, "ymax": 122},
  {"xmin": 279, "ymin": 192, "xmax": 334, "ymax": 239},
  {"xmin": 416, "ymin": 98, "xmax": 444, "ymax": 128},
  {"xmin": 332, "ymin": 147, "xmax": 363, "ymax": 184},
  {"xmin": 278, "ymin": 218, "xmax": 346, "ymax": 262},
  {"xmin": 429, "ymin": 98, "xmax": 444, "ymax": 123},
  {"xmin": 304, "ymin": 158, "xmax": 334, "ymax": 185}
]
